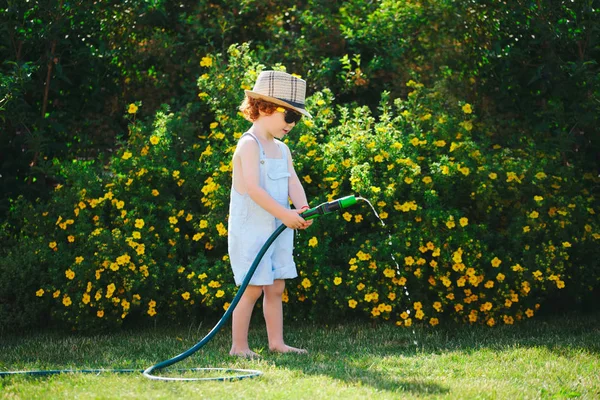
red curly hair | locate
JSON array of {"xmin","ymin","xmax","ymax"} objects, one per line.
[{"xmin": 239, "ymin": 96, "xmax": 279, "ymax": 122}]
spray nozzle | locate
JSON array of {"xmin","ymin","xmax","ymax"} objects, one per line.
[{"xmin": 301, "ymin": 195, "xmax": 358, "ymax": 221}]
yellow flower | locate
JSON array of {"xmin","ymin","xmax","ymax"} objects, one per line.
[
  {"xmin": 562, "ymin": 242, "xmax": 571, "ymax": 248},
  {"xmin": 36, "ymin": 289, "xmax": 44, "ymax": 297},
  {"xmin": 62, "ymin": 295, "xmax": 72, "ymax": 307},
  {"xmin": 200, "ymin": 56, "xmax": 213, "ymax": 67},
  {"xmin": 357, "ymin": 283, "xmax": 365, "ymax": 291},
  {"xmin": 152, "ymin": 189, "xmax": 159, "ymax": 196},
  {"xmin": 65, "ymin": 269, "xmax": 75, "ymax": 280},
  {"xmin": 460, "ymin": 120, "xmax": 473, "ymax": 131},
  {"xmin": 348, "ymin": 299, "xmax": 357, "ymax": 308},
  {"xmin": 127, "ymin": 104, "xmax": 138, "ymax": 114},
  {"xmin": 148, "ymin": 308, "xmax": 157, "ymax": 317},
  {"xmin": 122, "ymin": 151, "xmax": 132, "ymax": 160},
  {"xmin": 181, "ymin": 292, "xmax": 190, "ymax": 300},
  {"xmin": 308, "ymin": 237, "xmax": 318, "ymax": 247},
  {"xmin": 193, "ymin": 232, "xmax": 205, "ymax": 241},
  {"xmin": 215, "ymin": 290, "xmax": 225, "ymax": 298},
  {"xmin": 429, "ymin": 318, "xmax": 439, "ymax": 326},
  {"xmin": 333, "ymin": 277, "xmax": 342, "ymax": 285},
  {"xmin": 97, "ymin": 310, "xmax": 104, "ymax": 318},
  {"xmin": 422, "ymin": 176, "xmax": 432, "ymax": 184},
  {"xmin": 135, "ymin": 219, "xmax": 145, "ymax": 229},
  {"xmin": 301, "ymin": 278, "xmax": 311, "ymax": 289},
  {"xmin": 446, "ymin": 219, "xmax": 456, "ymax": 229},
  {"xmin": 404, "ymin": 177, "xmax": 414, "ymax": 184},
  {"xmin": 462, "ymin": 104, "xmax": 472, "ymax": 114},
  {"xmin": 343, "ymin": 212, "xmax": 352, "ymax": 222},
  {"xmin": 303, "ymin": 175, "xmax": 312, "ymax": 184},
  {"xmin": 49, "ymin": 241, "xmax": 57, "ymax": 249},
  {"xmin": 150, "ymin": 135, "xmax": 160, "ymax": 145},
  {"xmin": 489, "ymin": 172, "xmax": 497, "ymax": 180},
  {"xmin": 82, "ymin": 293, "xmax": 90, "ymax": 304},
  {"xmin": 529, "ymin": 211, "xmax": 539, "ymax": 219},
  {"xmin": 491, "ymin": 257, "xmax": 502, "ymax": 267},
  {"xmin": 459, "ymin": 217, "xmax": 468, "ymax": 227},
  {"xmin": 216, "ymin": 222, "xmax": 227, "ymax": 236},
  {"xmin": 525, "ymin": 309, "xmax": 534, "ymax": 317}
]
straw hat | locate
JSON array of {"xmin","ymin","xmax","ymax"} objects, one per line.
[{"xmin": 244, "ymin": 70, "xmax": 312, "ymax": 118}]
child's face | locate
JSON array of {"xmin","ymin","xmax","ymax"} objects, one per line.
[{"xmin": 260, "ymin": 107, "xmax": 301, "ymax": 139}]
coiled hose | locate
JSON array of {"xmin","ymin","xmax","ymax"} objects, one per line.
[{"xmin": 0, "ymin": 223, "xmax": 287, "ymax": 382}]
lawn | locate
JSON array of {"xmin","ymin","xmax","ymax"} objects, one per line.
[{"xmin": 1, "ymin": 313, "xmax": 598, "ymax": 399}]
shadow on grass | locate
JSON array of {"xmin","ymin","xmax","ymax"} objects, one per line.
[{"xmin": 263, "ymin": 312, "xmax": 599, "ymax": 395}]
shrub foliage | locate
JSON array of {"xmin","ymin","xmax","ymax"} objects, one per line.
[
  {"xmin": 1, "ymin": 1, "xmax": 599, "ymax": 331},
  {"xmin": 1, "ymin": 44, "xmax": 597, "ymax": 331}
]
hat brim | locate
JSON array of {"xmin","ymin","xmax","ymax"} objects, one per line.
[{"xmin": 245, "ymin": 90, "xmax": 312, "ymax": 119}]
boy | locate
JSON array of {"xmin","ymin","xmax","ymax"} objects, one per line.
[{"xmin": 228, "ymin": 70, "xmax": 313, "ymax": 357}]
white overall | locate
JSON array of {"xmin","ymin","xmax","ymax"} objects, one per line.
[{"xmin": 227, "ymin": 132, "xmax": 297, "ymax": 286}]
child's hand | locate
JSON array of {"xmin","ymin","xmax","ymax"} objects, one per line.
[
  {"xmin": 280, "ymin": 209, "xmax": 312, "ymax": 230},
  {"xmin": 295, "ymin": 209, "xmax": 313, "ymax": 230}
]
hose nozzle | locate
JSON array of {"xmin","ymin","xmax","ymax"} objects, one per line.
[{"xmin": 301, "ymin": 195, "xmax": 358, "ymax": 221}]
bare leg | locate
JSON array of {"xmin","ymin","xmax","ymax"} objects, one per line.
[
  {"xmin": 230, "ymin": 285, "xmax": 263, "ymax": 357},
  {"xmin": 263, "ymin": 279, "xmax": 307, "ymax": 353}
]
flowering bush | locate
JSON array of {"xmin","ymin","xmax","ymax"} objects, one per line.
[{"xmin": 1, "ymin": 44, "xmax": 598, "ymax": 331}]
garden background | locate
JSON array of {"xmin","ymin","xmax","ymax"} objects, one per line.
[{"xmin": 1, "ymin": 0, "xmax": 598, "ymax": 333}]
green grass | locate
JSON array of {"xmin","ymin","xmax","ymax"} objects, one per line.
[{"xmin": 1, "ymin": 314, "xmax": 599, "ymax": 399}]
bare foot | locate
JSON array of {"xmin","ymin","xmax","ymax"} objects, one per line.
[
  {"xmin": 269, "ymin": 344, "xmax": 308, "ymax": 354},
  {"xmin": 229, "ymin": 348, "xmax": 260, "ymax": 358}
]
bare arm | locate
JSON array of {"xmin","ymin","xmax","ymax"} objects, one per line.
[
  {"xmin": 285, "ymin": 144, "xmax": 313, "ymax": 229},
  {"xmin": 285, "ymin": 144, "xmax": 310, "ymax": 209}
]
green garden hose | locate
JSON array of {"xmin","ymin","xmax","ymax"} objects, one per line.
[{"xmin": 0, "ymin": 195, "xmax": 359, "ymax": 382}]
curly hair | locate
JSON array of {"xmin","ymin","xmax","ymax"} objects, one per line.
[{"xmin": 239, "ymin": 96, "xmax": 278, "ymax": 122}]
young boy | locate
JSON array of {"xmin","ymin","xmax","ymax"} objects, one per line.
[{"xmin": 228, "ymin": 70, "xmax": 313, "ymax": 357}]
